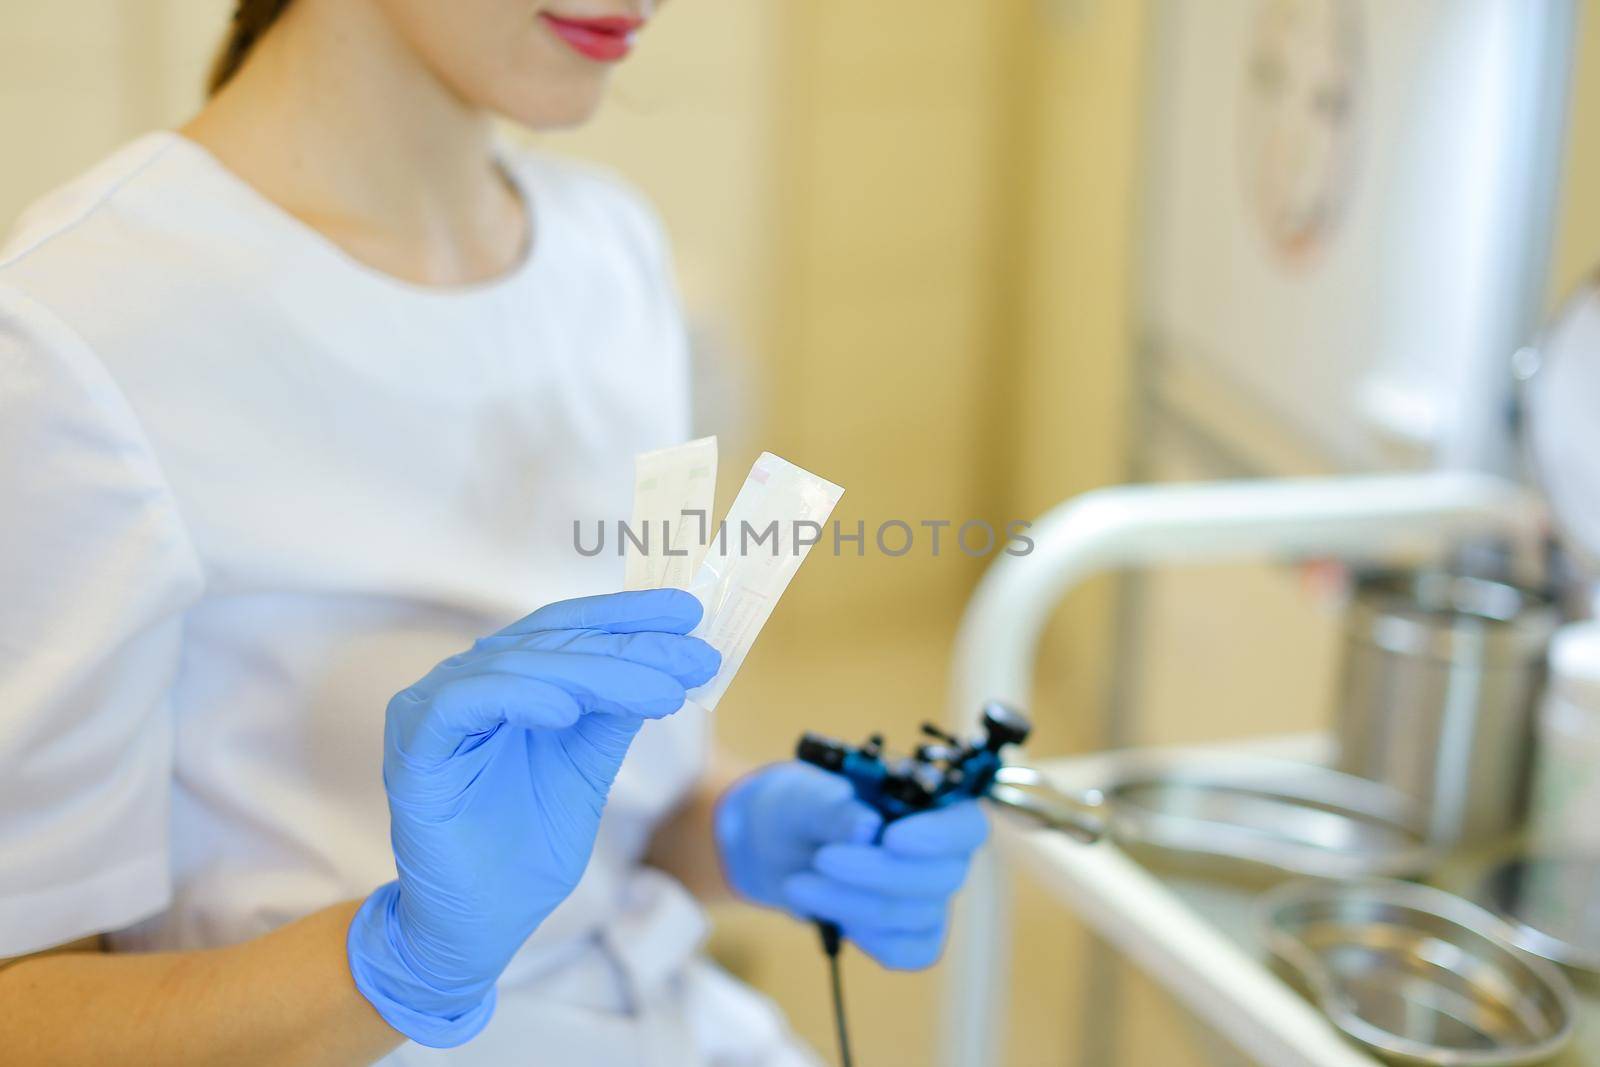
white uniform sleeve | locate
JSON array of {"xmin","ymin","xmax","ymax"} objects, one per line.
[{"xmin": 0, "ymin": 286, "xmax": 202, "ymax": 956}]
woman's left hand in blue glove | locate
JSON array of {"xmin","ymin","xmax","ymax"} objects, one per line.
[{"xmin": 714, "ymin": 761, "xmax": 988, "ymax": 970}]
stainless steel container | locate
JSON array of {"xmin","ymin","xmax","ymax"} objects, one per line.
[
  {"xmin": 1474, "ymin": 855, "xmax": 1600, "ymax": 981},
  {"xmin": 1333, "ymin": 571, "xmax": 1559, "ymax": 847},
  {"xmin": 1082, "ymin": 752, "xmax": 1438, "ymax": 883},
  {"xmin": 1259, "ymin": 878, "xmax": 1577, "ymax": 1065}
]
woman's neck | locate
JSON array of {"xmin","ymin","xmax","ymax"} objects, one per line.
[{"xmin": 182, "ymin": 0, "xmax": 528, "ymax": 286}]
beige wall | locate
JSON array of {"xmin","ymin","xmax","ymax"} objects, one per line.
[
  {"xmin": 0, "ymin": 1, "xmax": 224, "ymax": 224},
  {"xmin": 1553, "ymin": 0, "xmax": 1600, "ymax": 302}
]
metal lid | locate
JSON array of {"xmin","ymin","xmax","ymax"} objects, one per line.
[
  {"xmin": 1348, "ymin": 570, "xmax": 1559, "ymax": 663},
  {"xmin": 1520, "ymin": 279, "xmax": 1600, "ymax": 581}
]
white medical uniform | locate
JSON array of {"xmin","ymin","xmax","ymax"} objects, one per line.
[{"xmin": 0, "ymin": 132, "xmax": 814, "ymax": 1066}]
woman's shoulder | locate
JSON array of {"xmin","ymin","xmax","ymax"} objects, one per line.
[
  {"xmin": 1, "ymin": 133, "xmax": 196, "ymax": 277},
  {"xmin": 0, "ymin": 132, "xmax": 289, "ymax": 365},
  {"xmin": 0, "ymin": 132, "xmax": 263, "ymax": 328}
]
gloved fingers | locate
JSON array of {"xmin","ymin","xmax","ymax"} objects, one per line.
[
  {"xmin": 454, "ymin": 651, "xmax": 689, "ymax": 719},
  {"xmin": 787, "ymin": 765, "xmax": 883, "ymax": 846},
  {"xmin": 394, "ymin": 674, "xmax": 583, "ymax": 763},
  {"xmin": 847, "ymin": 924, "xmax": 948, "ymax": 972},
  {"xmin": 493, "ymin": 589, "xmax": 704, "ymax": 638},
  {"xmin": 556, "ymin": 710, "xmax": 649, "ymax": 779},
  {"xmin": 781, "ymin": 872, "xmax": 948, "ymax": 933},
  {"xmin": 519, "ymin": 651, "xmax": 688, "ymax": 719},
  {"xmin": 812, "ymin": 844, "xmax": 970, "ymax": 899},
  {"xmin": 509, "ymin": 630, "xmax": 721, "ymax": 688},
  {"xmin": 881, "ymin": 800, "xmax": 989, "ymax": 859}
]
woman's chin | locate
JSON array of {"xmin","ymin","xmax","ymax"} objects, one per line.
[{"xmin": 493, "ymin": 76, "xmax": 613, "ymax": 132}]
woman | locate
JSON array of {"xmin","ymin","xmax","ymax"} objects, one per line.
[{"xmin": 0, "ymin": 1, "xmax": 987, "ymax": 1064}]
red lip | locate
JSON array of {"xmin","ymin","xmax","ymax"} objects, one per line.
[{"xmin": 539, "ymin": 12, "xmax": 644, "ymax": 63}]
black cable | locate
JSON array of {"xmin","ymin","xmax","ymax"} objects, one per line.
[
  {"xmin": 828, "ymin": 950, "xmax": 852, "ymax": 1067},
  {"xmin": 818, "ymin": 921, "xmax": 854, "ymax": 1067}
]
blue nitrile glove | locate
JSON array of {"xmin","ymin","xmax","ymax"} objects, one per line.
[
  {"xmin": 715, "ymin": 762, "xmax": 989, "ymax": 970},
  {"xmin": 348, "ymin": 589, "xmax": 719, "ymax": 1047}
]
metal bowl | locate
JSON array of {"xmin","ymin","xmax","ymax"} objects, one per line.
[
  {"xmin": 1095, "ymin": 753, "xmax": 1439, "ymax": 882},
  {"xmin": 1260, "ymin": 879, "xmax": 1577, "ymax": 1065}
]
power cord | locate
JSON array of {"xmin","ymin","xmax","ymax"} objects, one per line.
[{"xmin": 818, "ymin": 921, "xmax": 854, "ymax": 1067}]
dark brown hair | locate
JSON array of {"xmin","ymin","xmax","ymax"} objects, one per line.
[{"xmin": 208, "ymin": 0, "xmax": 294, "ymax": 95}]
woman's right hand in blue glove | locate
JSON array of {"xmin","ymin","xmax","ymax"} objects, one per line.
[{"xmin": 347, "ymin": 589, "xmax": 719, "ymax": 1048}]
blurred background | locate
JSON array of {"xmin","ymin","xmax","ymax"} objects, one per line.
[{"xmin": 5, "ymin": 2, "xmax": 1600, "ymax": 1064}]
